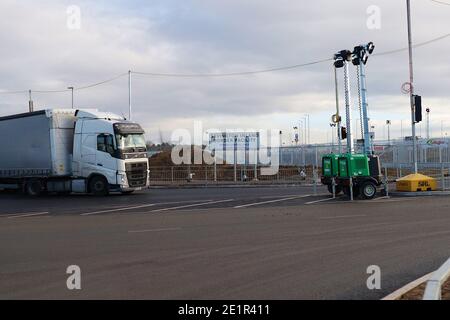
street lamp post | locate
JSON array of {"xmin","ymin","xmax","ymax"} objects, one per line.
[
  {"xmin": 28, "ymin": 89, "xmax": 33, "ymax": 112},
  {"xmin": 386, "ymin": 120, "xmax": 391, "ymax": 144},
  {"xmin": 406, "ymin": 0, "xmax": 418, "ymax": 173},
  {"xmin": 67, "ymin": 86, "xmax": 74, "ymax": 109}
]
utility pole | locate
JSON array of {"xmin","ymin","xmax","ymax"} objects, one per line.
[
  {"xmin": 28, "ymin": 90, "xmax": 33, "ymax": 112},
  {"xmin": 426, "ymin": 108, "xmax": 430, "ymax": 139},
  {"xmin": 128, "ymin": 70, "xmax": 132, "ymax": 121},
  {"xmin": 68, "ymin": 86, "xmax": 74, "ymax": 109},
  {"xmin": 386, "ymin": 120, "xmax": 391, "ymax": 144},
  {"xmin": 305, "ymin": 114, "xmax": 310, "ymax": 144},
  {"xmin": 406, "ymin": 0, "xmax": 418, "ymax": 173}
]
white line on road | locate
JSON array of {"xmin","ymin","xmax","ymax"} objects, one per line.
[
  {"xmin": 305, "ymin": 197, "xmax": 336, "ymax": 205},
  {"xmin": 80, "ymin": 203, "xmax": 158, "ymax": 216},
  {"xmin": 6, "ymin": 212, "xmax": 49, "ymax": 219},
  {"xmin": 79, "ymin": 200, "xmax": 211, "ymax": 216},
  {"xmin": 318, "ymin": 214, "xmax": 367, "ymax": 220},
  {"xmin": 151, "ymin": 199, "xmax": 235, "ymax": 212},
  {"xmin": 128, "ymin": 227, "xmax": 182, "ymax": 233},
  {"xmin": 234, "ymin": 194, "xmax": 313, "ymax": 208}
]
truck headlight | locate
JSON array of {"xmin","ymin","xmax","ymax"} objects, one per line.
[{"xmin": 118, "ymin": 173, "xmax": 128, "ymax": 185}]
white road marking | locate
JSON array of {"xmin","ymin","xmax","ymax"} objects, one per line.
[
  {"xmin": 6, "ymin": 212, "xmax": 49, "ymax": 219},
  {"xmin": 128, "ymin": 227, "xmax": 181, "ymax": 233},
  {"xmin": 305, "ymin": 197, "xmax": 336, "ymax": 205},
  {"xmin": 318, "ymin": 214, "xmax": 367, "ymax": 220},
  {"xmin": 234, "ymin": 194, "xmax": 313, "ymax": 209},
  {"xmin": 151, "ymin": 199, "xmax": 235, "ymax": 212},
  {"xmin": 80, "ymin": 203, "xmax": 158, "ymax": 216},
  {"xmin": 374, "ymin": 196, "xmax": 390, "ymax": 200},
  {"xmin": 79, "ymin": 200, "xmax": 210, "ymax": 216}
]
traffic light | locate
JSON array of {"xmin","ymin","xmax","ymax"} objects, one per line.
[
  {"xmin": 341, "ymin": 126, "xmax": 347, "ymax": 140},
  {"xmin": 414, "ymin": 95, "xmax": 422, "ymax": 123}
]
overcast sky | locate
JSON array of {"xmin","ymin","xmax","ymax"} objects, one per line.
[{"xmin": 0, "ymin": 0, "xmax": 449, "ymax": 143}]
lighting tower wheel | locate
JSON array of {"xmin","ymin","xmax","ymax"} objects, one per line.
[
  {"xmin": 359, "ymin": 180, "xmax": 377, "ymax": 200},
  {"xmin": 327, "ymin": 184, "xmax": 343, "ymax": 195},
  {"xmin": 343, "ymin": 185, "xmax": 360, "ymax": 199}
]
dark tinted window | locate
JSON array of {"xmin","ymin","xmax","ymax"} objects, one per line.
[{"xmin": 97, "ymin": 134, "xmax": 115, "ymax": 155}]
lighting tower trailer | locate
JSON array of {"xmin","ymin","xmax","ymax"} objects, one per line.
[{"xmin": 321, "ymin": 42, "xmax": 383, "ymax": 200}]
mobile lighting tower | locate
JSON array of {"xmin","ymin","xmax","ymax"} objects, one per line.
[{"xmin": 321, "ymin": 43, "xmax": 383, "ymax": 200}]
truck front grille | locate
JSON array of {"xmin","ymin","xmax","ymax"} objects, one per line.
[{"xmin": 125, "ymin": 162, "xmax": 148, "ymax": 187}]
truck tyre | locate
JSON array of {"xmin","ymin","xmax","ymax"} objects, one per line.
[
  {"xmin": 89, "ymin": 176, "xmax": 109, "ymax": 196},
  {"xmin": 25, "ymin": 179, "xmax": 43, "ymax": 196},
  {"xmin": 327, "ymin": 184, "xmax": 342, "ymax": 195},
  {"xmin": 360, "ymin": 181, "xmax": 377, "ymax": 200}
]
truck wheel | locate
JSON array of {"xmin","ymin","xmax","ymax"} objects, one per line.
[
  {"xmin": 360, "ymin": 181, "xmax": 377, "ymax": 200},
  {"xmin": 89, "ymin": 176, "xmax": 109, "ymax": 196},
  {"xmin": 25, "ymin": 179, "xmax": 43, "ymax": 196},
  {"xmin": 327, "ymin": 184, "xmax": 342, "ymax": 195}
]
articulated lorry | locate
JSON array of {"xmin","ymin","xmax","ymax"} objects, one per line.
[{"xmin": 0, "ymin": 109, "xmax": 149, "ymax": 196}]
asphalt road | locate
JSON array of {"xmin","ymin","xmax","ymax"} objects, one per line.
[{"xmin": 0, "ymin": 186, "xmax": 449, "ymax": 299}]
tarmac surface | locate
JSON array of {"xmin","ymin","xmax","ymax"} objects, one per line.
[{"xmin": 1, "ymin": 185, "xmax": 449, "ymax": 299}]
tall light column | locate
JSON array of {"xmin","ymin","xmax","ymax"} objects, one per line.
[{"xmin": 406, "ymin": 0, "xmax": 417, "ymax": 173}]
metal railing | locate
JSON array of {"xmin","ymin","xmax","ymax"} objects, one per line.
[
  {"xmin": 148, "ymin": 165, "xmax": 320, "ymax": 185},
  {"xmin": 423, "ymin": 258, "xmax": 450, "ymax": 300}
]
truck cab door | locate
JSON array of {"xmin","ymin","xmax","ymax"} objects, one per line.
[{"xmin": 96, "ymin": 134, "xmax": 118, "ymax": 184}]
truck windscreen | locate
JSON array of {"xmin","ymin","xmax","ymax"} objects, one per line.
[{"xmin": 115, "ymin": 134, "xmax": 146, "ymax": 150}]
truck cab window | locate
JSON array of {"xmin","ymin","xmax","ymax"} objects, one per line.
[{"xmin": 97, "ymin": 134, "xmax": 115, "ymax": 155}]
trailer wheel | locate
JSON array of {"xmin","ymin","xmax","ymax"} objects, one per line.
[
  {"xmin": 360, "ymin": 181, "xmax": 377, "ymax": 200},
  {"xmin": 25, "ymin": 179, "xmax": 43, "ymax": 196},
  {"xmin": 89, "ymin": 176, "xmax": 109, "ymax": 196},
  {"xmin": 343, "ymin": 186, "xmax": 360, "ymax": 199},
  {"xmin": 327, "ymin": 184, "xmax": 342, "ymax": 195}
]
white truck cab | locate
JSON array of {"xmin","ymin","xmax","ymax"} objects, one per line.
[{"xmin": 71, "ymin": 109, "xmax": 149, "ymax": 195}]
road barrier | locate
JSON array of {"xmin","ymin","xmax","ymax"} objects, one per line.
[{"xmin": 423, "ymin": 258, "xmax": 450, "ymax": 300}]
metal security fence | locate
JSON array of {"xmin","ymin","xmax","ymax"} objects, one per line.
[
  {"xmin": 148, "ymin": 138, "xmax": 450, "ymax": 187},
  {"xmin": 148, "ymin": 165, "xmax": 320, "ymax": 185}
]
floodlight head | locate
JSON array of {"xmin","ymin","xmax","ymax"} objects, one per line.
[
  {"xmin": 339, "ymin": 50, "xmax": 352, "ymax": 61},
  {"xmin": 351, "ymin": 54, "xmax": 360, "ymax": 66},
  {"xmin": 361, "ymin": 51, "xmax": 369, "ymax": 65},
  {"xmin": 367, "ymin": 42, "xmax": 375, "ymax": 54},
  {"xmin": 334, "ymin": 57, "xmax": 344, "ymax": 68}
]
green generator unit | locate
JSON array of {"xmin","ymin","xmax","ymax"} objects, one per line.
[
  {"xmin": 321, "ymin": 153, "xmax": 343, "ymax": 194},
  {"xmin": 322, "ymin": 153, "xmax": 340, "ymax": 178},
  {"xmin": 337, "ymin": 153, "xmax": 370, "ymax": 178},
  {"xmin": 321, "ymin": 153, "xmax": 382, "ymax": 200}
]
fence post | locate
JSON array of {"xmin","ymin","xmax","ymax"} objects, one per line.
[
  {"xmin": 214, "ymin": 157, "xmax": 217, "ymax": 182},
  {"xmin": 171, "ymin": 167, "xmax": 174, "ymax": 182},
  {"xmin": 441, "ymin": 162, "xmax": 445, "ymax": 191},
  {"xmin": 349, "ymin": 176, "xmax": 354, "ymax": 201}
]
